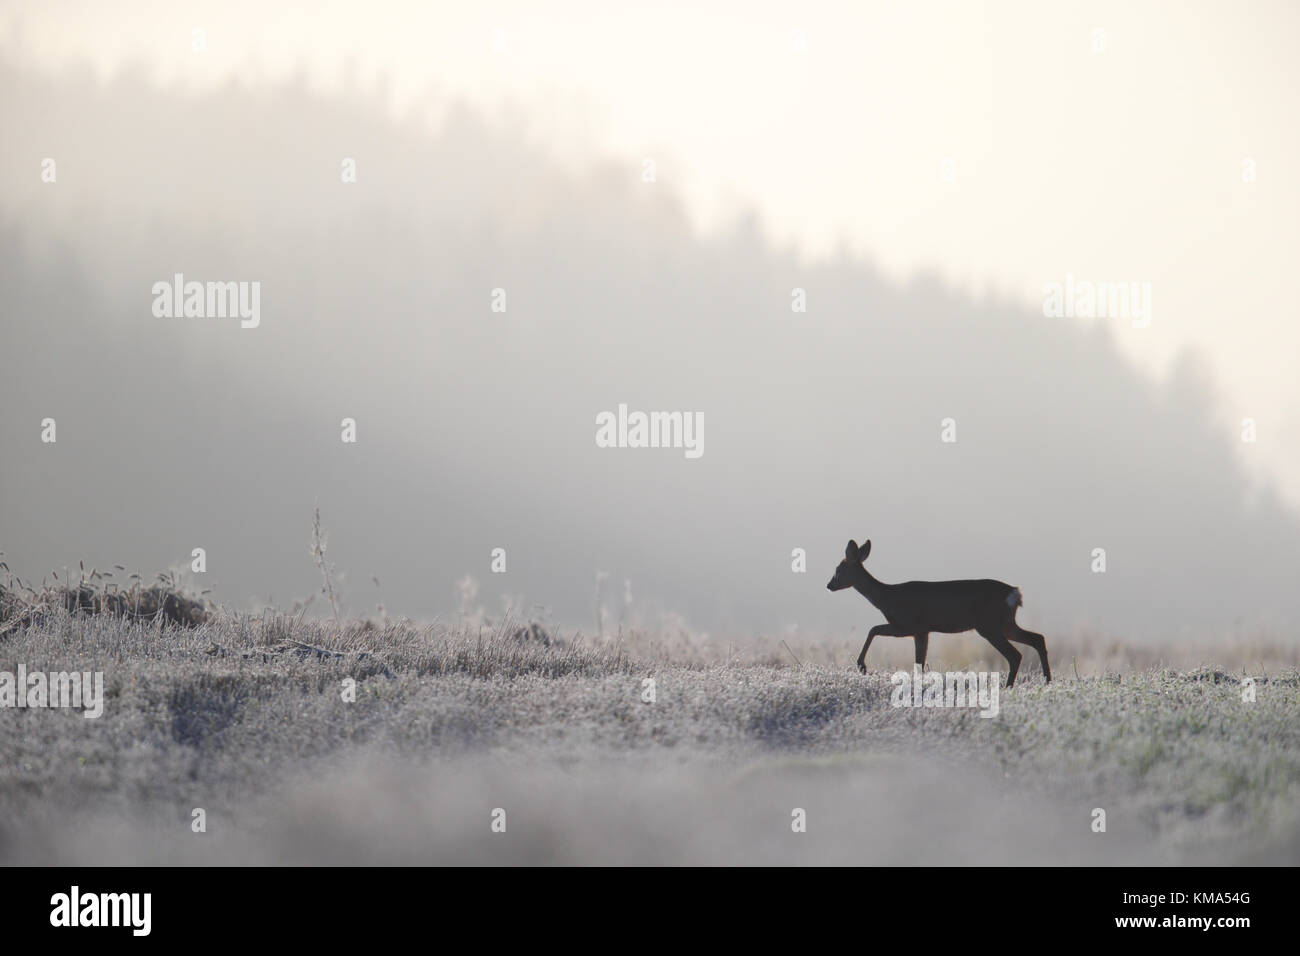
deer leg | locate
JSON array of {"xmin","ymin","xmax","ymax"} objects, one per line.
[
  {"xmin": 857, "ymin": 623, "xmax": 909, "ymax": 673},
  {"xmin": 913, "ymin": 632, "xmax": 930, "ymax": 669},
  {"xmin": 1006, "ymin": 623, "xmax": 1051, "ymax": 683},
  {"xmin": 976, "ymin": 625, "xmax": 1021, "ymax": 687}
]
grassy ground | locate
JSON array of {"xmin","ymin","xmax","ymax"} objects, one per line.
[{"xmin": 1, "ymin": 607, "xmax": 1297, "ymax": 865}]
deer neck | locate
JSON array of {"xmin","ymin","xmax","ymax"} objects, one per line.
[{"xmin": 851, "ymin": 567, "xmax": 891, "ymax": 610}]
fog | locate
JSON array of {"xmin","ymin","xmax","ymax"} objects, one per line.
[
  {"xmin": 1, "ymin": 57, "xmax": 1297, "ymax": 645},
  {"xmin": 0, "ymin": 754, "xmax": 1217, "ymax": 866}
]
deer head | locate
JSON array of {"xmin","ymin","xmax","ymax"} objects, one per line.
[{"xmin": 826, "ymin": 538, "xmax": 871, "ymax": 591}]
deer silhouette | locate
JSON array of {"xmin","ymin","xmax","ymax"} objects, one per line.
[{"xmin": 827, "ymin": 539, "xmax": 1050, "ymax": 687}]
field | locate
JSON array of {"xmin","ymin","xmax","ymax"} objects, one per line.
[{"xmin": 2, "ymin": 605, "xmax": 1299, "ymax": 865}]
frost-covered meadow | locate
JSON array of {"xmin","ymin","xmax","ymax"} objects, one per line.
[{"xmin": 2, "ymin": 606, "xmax": 1297, "ymax": 865}]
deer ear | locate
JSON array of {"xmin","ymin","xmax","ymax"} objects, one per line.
[
  {"xmin": 845, "ymin": 540, "xmax": 859, "ymax": 560},
  {"xmin": 859, "ymin": 539, "xmax": 871, "ymax": 562}
]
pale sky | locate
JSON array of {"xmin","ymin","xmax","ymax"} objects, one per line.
[{"xmin": 6, "ymin": 0, "xmax": 1299, "ymax": 505}]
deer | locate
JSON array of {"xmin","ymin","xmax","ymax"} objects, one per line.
[{"xmin": 826, "ymin": 539, "xmax": 1050, "ymax": 688}]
